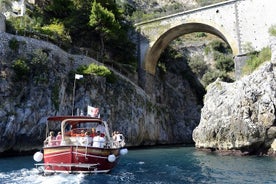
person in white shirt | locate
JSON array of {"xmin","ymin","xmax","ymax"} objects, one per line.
[
  {"xmin": 80, "ymin": 132, "xmax": 92, "ymax": 146},
  {"xmin": 92, "ymin": 131, "xmax": 105, "ymax": 148}
]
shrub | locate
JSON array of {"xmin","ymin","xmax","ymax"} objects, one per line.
[
  {"xmin": 209, "ymin": 40, "xmax": 231, "ymax": 53},
  {"xmin": 242, "ymin": 47, "xmax": 271, "ymax": 75},
  {"xmin": 157, "ymin": 62, "xmax": 167, "ymax": 73},
  {"xmin": 80, "ymin": 63, "xmax": 117, "ymax": 83},
  {"xmin": 188, "ymin": 55, "xmax": 208, "ymax": 78},
  {"xmin": 202, "ymin": 70, "xmax": 233, "ymax": 87},
  {"xmin": 9, "ymin": 37, "xmax": 19, "ymax": 51},
  {"xmin": 269, "ymin": 25, "xmax": 276, "ymax": 36},
  {"xmin": 202, "ymin": 70, "xmax": 219, "ymax": 87},
  {"xmin": 12, "ymin": 59, "xmax": 30, "ymax": 80},
  {"xmin": 84, "ymin": 64, "xmax": 112, "ymax": 76},
  {"xmin": 38, "ymin": 21, "xmax": 71, "ymax": 45},
  {"xmin": 195, "ymin": 32, "xmax": 207, "ymax": 38},
  {"xmin": 214, "ymin": 52, "xmax": 234, "ymax": 72}
]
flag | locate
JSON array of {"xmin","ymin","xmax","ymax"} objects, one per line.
[
  {"xmin": 87, "ymin": 105, "xmax": 99, "ymax": 117},
  {"xmin": 75, "ymin": 74, "xmax": 83, "ymax": 79}
]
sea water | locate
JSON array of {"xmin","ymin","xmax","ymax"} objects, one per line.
[{"xmin": 0, "ymin": 146, "xmax": 276, "ymax": 184}]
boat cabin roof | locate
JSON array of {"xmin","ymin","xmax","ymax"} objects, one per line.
[
  {"xmin": 45, "ymin": 116, "xmax": 112, "ymax": 143},
  {"xmin": 47, "ymin": 116, "xmax": 103, "ymax": 125}
]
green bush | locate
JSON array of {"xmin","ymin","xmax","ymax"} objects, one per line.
[
  {"xmin": 204, "ymin": 46, "xmax": 211, "ymax": 55},
  {"xmin": 157, "ymin": 62, "xmax": 167, "ymax": 73},
  {"xmin": 209, "ymin": 40, "xmax": 231, "ymax": 53},
  {"xmin": 40, "ymin": 21, "xmax": 71, "ymax": 41},
  {"xmin": 188, "ymin": 55, "xmax": 208, "ymax": 78},
  {"xmin": 8, "ymin": 37, "xmax": 20, "ymax": 51},
  {"xmin": 242, "ymin": 47, "xmax": 271, "ymax": 75},
  {"xmin": 269, "ymin": 25, "xmax": 276, "ymax": 36},
  {"xmin": 41, "ymin": 21, "xmax": 65, "ymax": 35},
  {"xmin": 202, "ymin": 70, "xmax": 233, "ymax": 87},
  {"xmin": 80, "ymin": 63, "xmax": 117, "ymax": 83},
  {"xmin": 202, "ymin": 70, "xmax": 219, "ymax": 87},
  {"xmin": 214, "ymin": 52, "xmax": 234, "ymax": 72},
  {"xmin": 195, "ymin": 32, "xmax": 207, "ymax": 38},
  {"xmin": 84, "ymin": 64, "xmax": 112, "ymax": 76},
  {"xmin": 6, "ymin": 15, "xmax": 41, "ymax": 35},
  {"xmin": 12, "ymin": 59, "xmax": 30, "ymax": 80}
]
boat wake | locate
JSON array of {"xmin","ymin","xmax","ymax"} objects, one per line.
[{"xmin": 0, "ymin": 168, "xmax": 86, "ymax": 184}]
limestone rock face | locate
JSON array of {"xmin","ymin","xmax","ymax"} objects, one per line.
[{"xmin": 193, "ymin": 38, "xmax": 276, "ymax": 154}]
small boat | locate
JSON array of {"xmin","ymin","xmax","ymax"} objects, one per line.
[{"xmin": 33, "ymin": 115, "xmax": 128, "ymax": 174}]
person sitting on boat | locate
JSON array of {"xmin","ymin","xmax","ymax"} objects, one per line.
[
  {"xmin": 116, "ymin": 131, "xmax": 126, "ymax": 147},
  {"xmin": 80, "ymin": 131, "xmax": 92, "ymax": 146},
  {"xmin": 55, "ymin": 131, "xmax": 62, "ymax": 145},
  {"xmin": 112, "ymin": 131, "xmax": 118, "ymax": 147},
  {"xmin": 96, "ymin": 122, "xmax": 105, "ymax": 136},
  {"xmin": 80, "ymin": 130, "xmax": 85, "ymax": 136},
  {"xmin": 91, "ymin": 128, "xmax": 96, "ymax": 137},
  {"xmin": 112, "ymin": 131, "xmax": 117, "ymax": 140},
  {"xmin": 44, "ymin": 131, "xmax": 56, "ymax": 147},
  {"xmin": 92, "ymin": 131, "xmax": 105, "ymax": 148},
  {"xmin": 112, "ymin": 131, "xmax": 125, "ymax": 148}
]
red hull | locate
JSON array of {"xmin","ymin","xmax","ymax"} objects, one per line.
[{"xmin": 42, "ymin": 146, "xmax": 120, "ymax": 173}]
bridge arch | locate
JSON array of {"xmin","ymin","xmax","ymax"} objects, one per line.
[{"xmin": 144, "ymin": 22, "xmax": 239, "ymax": 75}]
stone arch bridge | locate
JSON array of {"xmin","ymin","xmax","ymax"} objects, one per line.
[{"xmin": 135, "ymin": 0, "xmax": 276, "ymax": 78}]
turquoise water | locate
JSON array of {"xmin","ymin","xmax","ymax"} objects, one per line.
[{"xmin": 0, "ymin": 146, "xmax": 276, "ymax": 184}]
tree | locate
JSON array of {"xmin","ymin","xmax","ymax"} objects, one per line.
[
  {"xmin": 89, "ymin": 1, "xmax": 120, "ymax": 61},
  {"xmin": 43, "ymin": 0, "xmax": 74, "ymax": 21}
]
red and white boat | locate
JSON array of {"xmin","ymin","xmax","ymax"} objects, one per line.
[{"xmin": 33, "ymin": 115, "xmax": 128, "ymax": 174}]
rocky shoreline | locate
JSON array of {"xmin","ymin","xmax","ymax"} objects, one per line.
[{"xmin": 193, "ymin": 36, "xmax": 276, "ymax": 156}]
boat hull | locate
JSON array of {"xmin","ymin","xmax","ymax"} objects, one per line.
[{"xmin": 41, "ymin": 146, "xmax": 120, "ymax": 174}]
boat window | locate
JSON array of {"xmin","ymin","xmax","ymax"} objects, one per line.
[{"xmin": 63, "ymin": 121, "xmax": 103, "ymax": 137}]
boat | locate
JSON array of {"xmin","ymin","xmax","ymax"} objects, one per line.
[{"xmin": 33, "ymin": 115, "xmax": 128, "ymax": 174}]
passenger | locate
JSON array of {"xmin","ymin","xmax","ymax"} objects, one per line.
[
  {"xmin": 56, "ymin": 131, "xmax": 62, "ymax": 145},
  {"xmin": 115, "ymin": 131, "xmax": 126, "ymax": 147},
  {"xmin": 92, "ymin": 131, "xmax": 105, "ymax": 148},
  {"xmin": 80, "ymin": 130, "xmax": 85, "ymax": 136},
  {"xmin": 77, "ymin": 130, "xmax": 86, "ymax": 145},
  {"xmin": 112, "ymin": 131, "xmax": 118, "ymax": 148},
  {"xmin": 96, "ymin": 122, "xmax": 105, "ymax": 136},
  {"xmin": 81, "ymin": 132, "xmax": 92, "ymax": 146},
  {"xmin": 112, "ymin": 131, "xmax": 117, "ymax": 141},
  {"xmin": 91, "ymin": 128, "xmax": 96, "ymax": 137},
  {"xmin": 44, "ymin": 131, "xmax": 56, "ymax": 146}
]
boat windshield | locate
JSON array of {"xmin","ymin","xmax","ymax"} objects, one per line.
[
  {"xmin": 45, "ymin": 117, "xmax": 105, "ymax": 139},
  {"xmin": 43, "ymin": 116, "xmax": 125, "ymax": 148}
]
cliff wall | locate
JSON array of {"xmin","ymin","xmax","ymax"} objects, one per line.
[{"xmin": 0, "ymin": 32, "xmax": 202, "ymax": 154}]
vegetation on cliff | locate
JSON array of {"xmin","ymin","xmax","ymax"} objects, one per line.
[
  {"xmin": 4, "ymin": 0, "xmax": 137, "ymax": 75},
  {"xmin": 2, "ymin": 0, "xmax": 231, "ymax": 77}
]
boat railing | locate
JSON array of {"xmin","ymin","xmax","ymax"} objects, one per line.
[{"xmin": 44, "ymin": 135, "xmax": 125, "ymax": 149}]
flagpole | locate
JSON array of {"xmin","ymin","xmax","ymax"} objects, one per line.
[
  {"xmin": 72, "ymin": 77, "xmax": 76, "ymax": 116},
  {"xmin": 72, "ymin": 74, "xmax": 83, "ymax": 116}
]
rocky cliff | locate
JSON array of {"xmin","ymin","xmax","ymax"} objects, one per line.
[
  {"xmin": 0, "ymin": 32, "xmax": 202, "ymax": 155},
  {"xmin": 193, "ymin": 37, "xmax": 276, "ymax": 155}
]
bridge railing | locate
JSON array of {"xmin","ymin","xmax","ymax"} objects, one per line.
[{"xmin": 134, "ymin": 0, "xmax": 237, "ymax": 25}]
